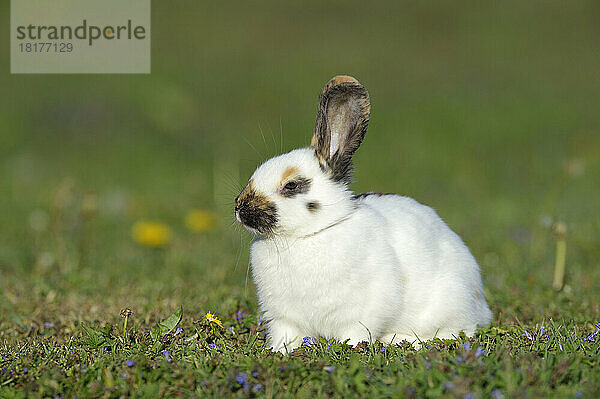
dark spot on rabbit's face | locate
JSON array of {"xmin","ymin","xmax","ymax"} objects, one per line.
[
  {"xmin": 235, "ymin": 181, "xmax": 278, "ymax": 235},
  {"xmin": 306, "ymin": 201, "xmax": 320, "ymax": 212}
]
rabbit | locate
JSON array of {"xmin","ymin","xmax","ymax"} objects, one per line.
[{"xmin": 235, "ymin": 75, "xmax": 492, "ymax": 354}]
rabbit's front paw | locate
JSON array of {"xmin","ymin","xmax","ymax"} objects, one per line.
[{"xmin": 267, "ymin": 319, "xmax": 302, "ymax": 354}]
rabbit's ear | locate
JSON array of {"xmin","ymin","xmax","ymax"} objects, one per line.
[{"xmin": 310, "ymin": 75, "xmax": 370, "ymax": 184}]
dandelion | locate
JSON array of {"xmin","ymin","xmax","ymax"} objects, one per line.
[
  {"xmin": 131, "ymin": 221, "xmax": 172, "ymax": 248},
  {"xmin": 205, "ymin": 312, "xmax": 224, "ymax": 329},
  {"xmin": 184, "ymin": 209, "xmax": 216, "ymax": 232}
]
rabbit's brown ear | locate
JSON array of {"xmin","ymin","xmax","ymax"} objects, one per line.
[{"xmin": 310, "ymin": 75, "xmax": 370, "ymax": 184}]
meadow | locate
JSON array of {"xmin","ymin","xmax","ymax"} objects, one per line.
[{"xmin": 1, "ymin": 1, "xmax": 599, "ymax": 397}]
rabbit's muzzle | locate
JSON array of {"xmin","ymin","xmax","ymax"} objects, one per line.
[{"xmin": 235, "ymin": 181, "xmax": 278, "ymax": 235}]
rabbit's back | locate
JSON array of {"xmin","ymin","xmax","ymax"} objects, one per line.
[{"xmin": 355, "ymin": 193, "xmax": 492, "ymax": 336}]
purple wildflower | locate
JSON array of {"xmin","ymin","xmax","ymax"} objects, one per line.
[
  {"xmin": 456, "ymin": 356, "xmax": 464, "ymax": 363},
  {"xmin": 174, "ymin": 327, "xmax": 183, "ymax": 335},
  {"xmin": 539, "ymin": 326, "xmax": 548, "ymax": 336},
  {"xmin": 444, "ymin": 381, "xmax": 453, "ymax": 391},
  {"xmin": 236, "ymin": 311, "xmax": 246, "ymax": 320},
  {"xmin": 200, "ymin": 380, "xmax": 207, "ymax": 387},
  {"xmin": 464, "ymin": 393, "xmax": 475, "ymax": 399},
  {"xmin": 23, "ymin": 367, "xmax": 28, "ymax": 374},
  {"xmin": 475, "ymin": 346, "xmax": 485, "ymax": 358},
  {"xmin": 228, "ymin": 327, "xmax": 235, "ymax": 334},
  {"xmin": 253, "ymin": 383, "xmax": 263, "ymax": 392},
  {"xmin": 323, "ymin": 366, "xmax": 335, "ymax": 372},
  {"xmin": 302, "ymin": 336, "xmax": 318, "ymax": 347},
  {"xmin": 491, "ymin": 389, "xmax": 504, "ymax": 399},
  {"xmin": 462, "ymin": 342, "xmax": 471, "ymax": 351},
  {"xmin": 126, "ymin": 359, "xmax": 134, "ymax": 367},
  {"xmin": 559, "ymin": 343, "xmax": 563, "ymax": 351},
  {"xmin": 236, "ymin": 372, "xmax": 248, "ymax": 386},
  {"xmin": 44, "ymin": 322, "xmax": 54, "ymax": 328},
  {"xmin": 252, "ymin": 371, "xmax": 259, "ymax": 377},
  {"xmin": 380, "ymin": 347, "xmax": 386, "ymax": 352},
  {"xmin": 258, "ymin": 315, "xmax": 263, "ymax": 324},
  {"xmin": 574, "ymin": 391, "xmax": 583, "ymax": 398},
  {"xmin": 161, "ymin": 350, "xmax": 172, "ymax": 363},
  {"xmin": 121, "ymin": 372, "xmax": 127, "ymax": 380},
  {"xmin": 584, "ymin": 323, "xmax": 600, "ymax": 342},
  {"xmin": 208, "ymin": 344, "xmax": 216, "ymax": 350},
  {"xmin": 425, "ymin": 360, "xmax": 431, "ymax": 369},
  {"xmin": 521, "ymin": 330, "xmax": 533, "ymax": 340}
]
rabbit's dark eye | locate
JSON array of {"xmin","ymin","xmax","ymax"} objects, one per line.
[
  {"xmin": 280, "ymin": 177, "xmax": 312, "ymax": 197},
  {"xmin": 284, "ymin": 181, "xmax": 298, "ymax": 191}
]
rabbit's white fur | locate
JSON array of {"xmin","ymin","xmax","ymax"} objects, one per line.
[{"xmin": 236, "ymin": 76, "xmax": 492, "ymax": 353}]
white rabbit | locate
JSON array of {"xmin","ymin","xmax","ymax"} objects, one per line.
[{"xmin": 235, "ymin": 75, "xmax": 492, "ymax": 353}]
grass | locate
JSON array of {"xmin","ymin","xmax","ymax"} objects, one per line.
[{"xmin": 1, "ymin": 0, "xmax": 600, "ymax": 397}]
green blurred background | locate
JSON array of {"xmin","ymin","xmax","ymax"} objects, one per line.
[{"xmin": 1, "ymin": 1, "xmax": 599, "ymax": 320}]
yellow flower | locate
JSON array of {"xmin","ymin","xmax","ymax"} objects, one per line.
[
  {"xmin": 185, "ymin": 209, "xmax": 216, "ymax": 232},
  {"xmin": 131, "ymin": 221, "xmax": 172, "ymax": 248},
  {"xmin": 205, "ymin": 312, "xmax": 223, "ymax": 329}
]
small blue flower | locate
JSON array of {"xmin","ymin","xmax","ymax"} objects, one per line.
[
  {"xmin": 253, "ymin": 383, "xmax": 263, "ymax": 392},
  {"xmin": 521, "ymin": 330, "xmax": 532, "ymax": 340},
  {"xmin": 208, "ymin": 344, "xmax": 216, "ymax": 350},
  {"xmin": 462, "ymin": 342, "xmax": 471, "ymax": 351},
  {"xmin": 23, "ymin": 367, "xmax": 28, "ymax": 374},
  {"xmin": 44, "ymin": 322, "xmax": 54, "ymax": 328},
  {"xmin": 228, "ymin": 327, "xmax": 235, "ymax": 334},
  {"xmin": 252, "ymin": 371, "xmax": 259, "ymax": 377},
  {"xmin": 236, "ymin": 311, "xmax": 246, "ymax": 320},
  {"xmin": 559, "ymin": 343, "xmax": 564, "ymax": 351},
  {"xmin": 443, "ymin": 381, "xmax": 453, "ymax": 391},
  {"xmin": 126, "ymin": 359, "xmax": 134, "ymax": 367},
  {"xmin": 302, "ymin": 336, "xmax": 318, "ymax": 347},
  {"xmin": 161, "ymin": 350, "xmax": 172, "ymax": 363},
  {"xmin": 539, "ymin": 326, "xmax": 548, "ymax": 336},
  {"xmin": 574, "ymin": 391, "xmax": 583, "ymax": 398},
  {"xmin": 491, "ymin": 389, "xmax": 504, "ymax": 399},
  {"xmin": 464, "ymin": 393, "xmax": 475, "ymax": 399},
  {"xmin": 323, "ymin": 366, "xmax": 335, "ymax": 372},
  {"xmin": 236, "ymin": 372, "xmax": 248, "ymax": 386},
  {"xmin": 475, "ymin": 346, "xmax": 484, "ymax": 357},
  {"xmin": 380, "ymin": 347, "xmax": 386, "ymax": 352},
  {"xmin": 456, "ymin": 356, "xmax": 464, "ymax": 363},
  {"xmin": 200, "ymin": 380, "xmax": 207, "ymax": 387},
  {"xmin": 174, "ymin": 327, "xmax": 183, "ymax": 335},
  {"xmin": 258, "ymin": 315, "xmax": 264, "ymax": 324},
  {"xmin": 425, "ymin": 360, "xmax": 431, "ymax": 369}
]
